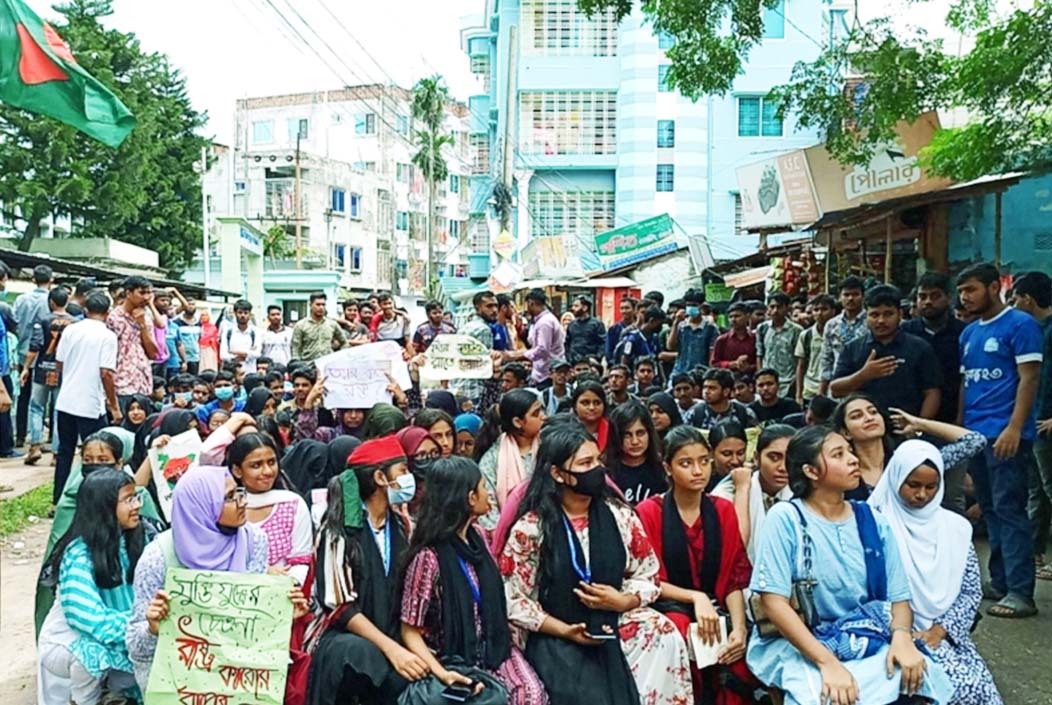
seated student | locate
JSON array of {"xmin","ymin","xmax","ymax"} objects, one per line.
[
  {"xmin": 746, "ymin": 426, "xmax": 952, "ymax": 705},
  {"xmin": 126, "ymin": 467, "xmax": 309, "ymax": 692},
  {"xmin": 361, "ymin": 403, "xmax": 409, "ymax": 440},
  {"xmin": 120, "ymin": 395, "xmax": 153, "ymax": 438},
  {"xmin": 164, "ymin": 374, "xmax": 197, "ymax": 411},
  {"xmin": 781, "ymin": 395, "xmax": 836, "ymax": 429},
  {"xmin": 541, "ymin": 359, "xmax": 573, "ymax": 416},
  {"xmin": 477, "ymin": 389, "xmax": 546, "ymax": 529},
  {"xmin": 869, "ymin": 440, "xmax": 1002, "ymax": 705},
  {"xmin": 400, "ymin": 457, "xmax": 548, "ymax": 705},
  {"xmin": 150, "ymin": 376, "xmax": 167, "ymax": 411},
  {"xmin": 748, "ymin": 368, "xmax": 802, "ymax": 425},
  {"xmin": 244, "ymin": 386, "xmax": 278, "ymax": 418},
  {"xmin": 647, "ymin": 392, "xmax": 683, "ymax": 440},
  {"xmin": 207, "ymin": 407, "xmax": 231, "ymax": 434},
  {"xmin": 606, "ymin": 364, "xmax": 638, "ymax": 408},
  {"xmin": 733, "ymin": 374, "xmax": 756, "ymax": 406},
  {"xmin": 395, "ymin": 426, "xmax": 442, "ymax": 519},
  {"xmin": 454, "ymin": 413, "xmax": 483, "ymax": 458},
  {"xmin": 306, "ymin": 436, "xmax": 421, "ymax": 705},
  {"xmin": 313, "ymin": 408, "xmax": 368, "ymax": 442},
  {"xmin": 194, "ymin": 369, "xmax": 245, "ymax": 425},
  {"xmin": 39, "ymin": 469, "xmax": 144, "ymax": 705},
  {"xmin": 636, "ymin": 427, "xmax": 755, "ymax": 705},
  {"xmin": 711, "ymin": 425, "xmax": 796, "ymax": 560},
  {"xmin": 630, "ymin": 355, "xmax": 658, "ymax": 396},
  {"xmin": 692, "ymin": 369, "xmax": 757, "ymax": 431},
  {"xmin": 412, "ymin": 409, "xmax": 456, "ymax": 459},
  {"xmin": 671, "ymin": 373, "xmax": 702, "ymax": 426},
  {"xmin": 571, "ymin": 380, "xmax": 609, "ymax": 451},
  {"xmin": 607, "ymin": 401, "xmax": 668, "ymax": 505},
  {"xmin": 500, "ymin": 421, "xmax": 691, "ymax": 705},
  {"xmin": 707, "ymin": 421, "xmax": 748, "ymax": 494},
  {"xmin": 501, "ymin": 362, "xmax": 529, "ymax": 393}
]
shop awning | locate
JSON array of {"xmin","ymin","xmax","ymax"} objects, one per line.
[{"xmin": 723, "ymin": 265, "xmax": 771, "ymax": 289}]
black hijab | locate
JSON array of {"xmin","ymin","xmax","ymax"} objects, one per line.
[
  {"xmin": 425, "ymin": 390, "xmax": 459, "ymax": 418},
  {"xmin": 282, "ymin": 440, "xmax": 330, "ymax": 505},
  {"xmin": 648, "ymin": 392, "xmax": 683, "ymax": 430},
  {"xmin": 121, "ymin": 394, "xmax": 154, "ymax": 434},
  {"xmin": 158, "ymin": 409, "xmax": 199, "ymax": 438},
  {"xmin": 245, "ymin": 387, "xmax": 274, "ymax": 418},
  {"xmin": 328, "ymin": 437, "xmax": 362, "ymax": 478},
  {"xmin": 434, "ymin": 527, "xmax": 511, "ymax": 670}
]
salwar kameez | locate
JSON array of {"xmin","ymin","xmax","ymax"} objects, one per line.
[{"xmin": 500, "ymin": 501, "xmax": 692, "ymax": 705}]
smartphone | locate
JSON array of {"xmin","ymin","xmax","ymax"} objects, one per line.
[
  {"xmin": 586, "ymin": 631, "xmax": 619, "ymax": 640},
  {"xmin": 440, "ymin": 683, "xmax": 476, "ymax": 702}
]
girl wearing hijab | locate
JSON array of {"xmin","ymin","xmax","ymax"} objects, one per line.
[
  {"xmin": 571, "ymin": 380, "xmax": 608, "ymax": 451},
  {"xmin": 361, "ymin": 403, "xmax": 408, "ymax": 440},
  {"xmin": 423, "ymin": 389, "xmax": 459, "ymax": 418},
  {"xmin": 647, "ymin": 392, "xmax": 682, "ymax": 440},
  {"xmin": 197, "ymin": 310, "xmax": 219, "ymax": 373},
  {"xmin": 120, "ymin": 395, "xmax": 153, "ymax": 436},
  {"xmin": 245, "ymin": 386, "xmax": 278, "ymax": 418},
  {"xmin": 395, "ymin": 426, "xmax": 441, "ymax": 516},
  {"xmin": 710, "ymin": 424, "xmax": 796, "ymax": 561},
  {"xmin": 707, "ymin": 421, "xmax": 748, "ymax": 493},
  {"xmin": 636, "ymin": 426, "xmax": 754, "ymax": 705},
  {"xmin": 746, "ymin": 426, "xmax": 952, "ymax": 705},
  {"xmin": 38, "ymin": 470, "xmax": 144, "ymax": 705},
  {"xmin": 868, "ymin": 437, "xmax": 1000, "ymax": 705},
  {"xmin": 412, "ymin": 408, "xmax": 456, "ymax": 459},
  {"xmin": 229, "ymin": 433, "xmax": 314, "ymax": 586},
  {"xmin": 401, "ymin": 457, "xmax": 548, "ymax": 705},
  {"xmin": 454, "ymin": 413, "xmax": 483, "ymax": 458},
  {"xmin": 315, "ymin": 408, "xmax": 368, "ymax": 442},
  {"xmin": 607, "ymin": 401, "xmax": 668, "ymax": 505},
  {"xmin": 306, "ymin": 436, "xmax": 421, "ymax": 705},
  {"xmin": 500, "ymin": 421, "xmax": 691, "ymax": 705},
  {"xmin": 477, "ymin": 389, "xmax": 546, "ymax": 530},
  {"xmin": 126, "ymin": 467, "xmax": 309, "ymax": 691}
]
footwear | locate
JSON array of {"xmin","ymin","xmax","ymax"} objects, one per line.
[
  {"xmin": 988, "ymin": 594, "xmax": 1038, "ymax": 619},
  {"xmin": 981, "ymin": 582, "xmax": 1006, "ymax": 601},
  {"xmin": 0, "ymin": 450, "xmax": 24, "ymax": 459},
  {"xmin": 25, "ymin": 445, "xmax": 42, "ymax": 465},
  {"xmin": 1037, "ymin": 564, "xmax": 1052, "ymax": 581}
]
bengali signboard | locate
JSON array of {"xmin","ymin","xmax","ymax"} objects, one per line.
[
  {"xmin": 420, "ymin": 334, "xmax": 493, "ymax": 381},
  {"xmin": 145, "ymin": 569, "xmax": 293, "ymax": 705},
  {"xmin": 314, "ymin": 341, "xmax": 412, "ymax": 409},
  {"xmin": 737, "ymin": 150, "xmax": 821, "ymax": 230},
  {"xmin": 593, "ymin": 214, "xmax": 677, "ymax": 272}
]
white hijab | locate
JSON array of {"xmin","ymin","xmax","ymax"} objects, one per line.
[{"xmin": 868, "ymin": 440, "xmax": 972, "ymax": 629}]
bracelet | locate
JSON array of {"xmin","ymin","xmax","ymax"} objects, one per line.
[{"xmin": 890, "ymin": 625, "xmax": 912, "ymax": 636}]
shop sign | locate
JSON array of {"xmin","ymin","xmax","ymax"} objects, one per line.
[
  {"xmin": 593, "ymin": 214, "xmax": 677, "ymax": 271},
  {"xmin": 736, "ymin": 151, "xmax": 821, "ymax": 230}
]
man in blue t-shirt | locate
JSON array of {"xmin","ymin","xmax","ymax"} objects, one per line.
[{"xmin": 958, "ymin": 262, "xmax": 1043, "ymax": 618}]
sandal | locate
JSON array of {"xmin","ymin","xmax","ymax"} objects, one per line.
[
  {"xmin": 1037, "ymin": 564, "xmax": 1052, "ymax": 581},
  {"xmin": 987, "ymin": 594, "xmax": 1038, "ymax": 619},
  {"xmin": 981, "ymin": 582, "xmax": 1005, "ymax": 601}
]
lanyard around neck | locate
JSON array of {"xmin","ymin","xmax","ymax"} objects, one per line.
[
  {"xmin": 562, "ymin": 514, "xmax": 591, "ymax": 583},
  {"xmin": 457, "ymin": 556, "xmax": 482, "ymax": 605}
]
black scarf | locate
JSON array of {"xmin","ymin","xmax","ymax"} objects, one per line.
[
  {"xmin": 283, "ymin": 440, "xmax": 331, "ymax": 506},
  {"xmin": 662, "ymin": 491, "xmax": 722, "ymax": 599},
  {"xmin": 352, "ymin": 514, "xmax": 407, "ymax": 636},
  {"xmin": 434, "ymin": 528, "xmax": 511, "ymax": 670}
]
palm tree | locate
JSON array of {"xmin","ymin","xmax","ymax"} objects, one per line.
[{"xmin": 411, "ymin": 75, "xmax": 453, "ymax": 295}]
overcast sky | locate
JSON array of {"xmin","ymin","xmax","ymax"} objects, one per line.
[{"xmin": 24, "ymin": 0, "xmax": 997, "ymax": 145}]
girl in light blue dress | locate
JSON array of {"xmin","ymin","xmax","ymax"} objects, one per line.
[{"xmin": 746, "ymin": 426, "xmax": 952, "ymax": 705}]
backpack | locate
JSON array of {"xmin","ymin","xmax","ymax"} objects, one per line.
[{"xmin": 225, "ymin": 327, "xmax": 256, "ymax": 349}]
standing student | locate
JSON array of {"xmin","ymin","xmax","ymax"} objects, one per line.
[
  {"xmin": 413, "ymin": 300, "xmax": 457, "ymax": 354},
  {"xmin": 23, "ymin": 287, "xmax": 74, "ymax": 464},
  {"xmin": 220, "ymin": 299, "xmax": 262, "ymax": 374},
  {"xmin": 606, "ymin": 401, "xmax": 668, "ymax": 505},
  {"xmin": 55, "ymin": 293, "xmax": 121, "ymax": 506},
  {"xmin": 691, "ymin": 369, "xmax": 757, "ymax": 431},
  {"xmin": 636, "ymin": 426, "xmax": 755, "ymax": 705},
  {"xmin": 957, "ymin": 262, "xmax": 1043, "ymax": 618},
  {"xmin": 746, "ymin": 426, "xmax": 952, "ymax": 705},
  {"xmin": 903, "ymin": 272, "xmax": 967, "ymax": 423},
  {"xmin": 454, "ymin": 291, "xmax": 500, "ymax": 405},
  {"xmin": 669, "ymin": 288, "xmax": 720, "ymax": 375},
  {"xmin": 503, "ymin": 288, "xmax": 566, "ymax": 388},
  {"xmin": 500, "ymin": 422, "xmax": 692, "ymax": 705},
  {"xmin": 710, "ymin": 303, "xmax": 757, "ymax": 374},
  {"xmin": 370, "ymin": 293, "xmax": 413, "ymax": 358},
  {"xmin": 749, "ymin": 368, "xmax": 802, "ymax": 425},
  {"xmin": 565, "ymin": 295, "xmax": 606, "ymax": 364},
  {"xmin": 401, "ymin": 457, "xmax": 548, "ymax": 705},
  {"xmin": 606, "ymin": 297, "xmax": 637, "ymax": 366},
  {"xmin": 38, "ymin": 469, "xmax": 143, "ymax": 705},
  {"xmin": 107, "ymin": 276, "xmax": 158, "ymax": 404},
  {"xmin": 795, "ymin": 294, "xmax": 836, "ymax": 407},
  {"xmin": 14, "ymin": 264, "xmax": 54, "ymax": 447},
  {"xmin": 292, "ymin": 292, "xmax": 348, "ymax": 362},
  {"xmin": 756, "ymin": 293, "xmax": 803, "ymax": 397},
  {"xmin": 306, "ymin": 436, "xmax": 421, "ymax": 705},
  {"xmin": 260, "ymin": 305, "xmax": 293, "ymax": 366},
  {"xmin": 818, "ymin": 275, "xmax": 867, "ymax": 396}
]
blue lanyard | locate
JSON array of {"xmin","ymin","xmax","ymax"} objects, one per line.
[
  {"xmin": 457, "ymin": 557, "xmax": 482, "ymax": 605},
  {"xmin": 562, "ymin": 515, "xmax": 591, "ymax": 583},
  {"xmin": 366, "ymin": 507, "xmax": 393, "ymax": 575}
]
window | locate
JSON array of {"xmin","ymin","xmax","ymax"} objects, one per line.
[
  {"xmin": 396, "ymin": 163, "xmax": 412, "ymax": 183},
  {"xmin": 658, "ymin": 65, "xmax": 672, "ymax": 92},
  {"xmin": 353, "ymin": 161, "xmax": 377, "ymax": 172},
  {"xmin": 449, "ymin": 219, "xmax": 461, "ymax": 239},
  {"xmin": 234, "ymin": 181, "xmax": 246, "ymax": 193},
  {"xmin": 520, "ymin": 91, "xmax": 617, "ymax": 155},
  {"xmin": 657, "ymin": 30, "xmax": 675, "ymax": 49},
  {"xmin": 355, "ymin": 113, "xmax": 376, "ymax": 135},
  {"xmin": 470, "ymin": 54, "xmax": 490, "ymax": 75},
  {"xmin": 350, "ymin": 246, "xmax": 363, "ymax": 272},
  {"xmin": 656, "ymin": 164, "xmax": 674, "ymax": 192},
  {"xmin": 522, "ymin": 0, "xmax": 619, "ymax": 56},
  {"xmin": 330, "ymin": 187, "xmax": 346, "ymax": 214},
  {"xmin": 469, "ymin": 215, "xmax": 490, "ymax": 254},
  {"xmin": 763, "ymin": 0, "xmax": 786, "ymax": 39},
  {"xmin": 396, "ymin": 114, "xmax": 410, "ymax": 137},
  {"xmin": 449, "ymin": 175, "xmax": 459, "ymax": 194},
  {"xmin": 470, "ymin": 133, "xmax": 490, "ymax": 175},
  {"xmin": 252, "ymin": 120, "xmax": 273, "ymax": 144},
  {"xmin": 396, "ymin": 211, "xmax": 409, "ymax": 231},
  {"xmin": 529, "ymin": 190, "xmax": 615, "ymax": 239},
  {"xmin": 657, "ymin": 120, "xmax": 675, "ymax": 148},
  {"xmin": 734, "ymin": 194, "xmax": 746, "ymax": 236},
  {"xmin": 335, "ymin": 244, "xmax": 347, "ymax": 269},
  {"xmin": 349, "ymin": 193, "xmax": 361, "ymax": 219},
  {"xmin": 288, "ymin": 117, "xmax": 309, "ymax": 141},
  {"xmin": 737, "ymin": 96, "xmax": 783, "ymax": 137}
]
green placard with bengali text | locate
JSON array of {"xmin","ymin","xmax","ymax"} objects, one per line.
[{"xmin": 145, "ymin": 568, "xmax": 293, "ymax": 705}]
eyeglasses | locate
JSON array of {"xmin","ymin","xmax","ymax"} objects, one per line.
[
  {"xmin": 414, "ymin": 451, "xmax": 441, "ymax": 462},
  {"xmin": 119, "ymin": 493, "xmax": 144, "ymax": 507},
  {"xmin": 224, "ymin": 487, "xmax": 248, "ymax": 506}
]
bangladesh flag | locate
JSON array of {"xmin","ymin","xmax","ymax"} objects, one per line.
[{"xmin": 0, "ymin": 0, "xmax": 135, "ymax": 147}]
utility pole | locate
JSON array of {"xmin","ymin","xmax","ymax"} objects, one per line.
[
  {"xmin": 426, "ymin": 120, "xmax": 435, "ymax": 296},
  {"xmin": 201, "ymin": 146, "xmax": 209, "ymax": 291},
  {"xmin": 294, "ymin": 130, "xmax": 303, "ymax": 269},
  {"xmin": 502, "ymin": 25, "xmax": 517, "ymax": 191}
]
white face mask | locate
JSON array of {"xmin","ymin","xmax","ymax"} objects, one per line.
[{"xmin": 386, "ymin": 473, "xmax": 417, "ymax": 505}]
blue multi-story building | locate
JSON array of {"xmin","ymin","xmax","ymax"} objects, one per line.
[{"xmin": 460, "ymin": 0, "xmax": 848, "ymax": 274}]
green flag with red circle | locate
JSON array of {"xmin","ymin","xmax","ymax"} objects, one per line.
[{"xmin": 0, "ymin": 0, "xmax": 135, "ymax": 147}]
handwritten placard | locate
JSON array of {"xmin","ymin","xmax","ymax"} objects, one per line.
[
  {"xmin": 319, "ymin": 359, "xmax": 392, "ymax": 409},
  {"xmin": 315, "ymin": 341, "xmax": 411, "ymax": 392},
  {"xmin": 420, "ymin": 334, "xmax": 493, "ymax": 381},
  {"xmin": 148, "ymin": 430, "xmax": 202, "ymax": 522},
  {"xmin": 145, "ymin": 569, "xmax": 293, "ymax": 705}
]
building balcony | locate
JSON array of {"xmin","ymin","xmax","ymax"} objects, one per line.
[{"xmin": 467, "ymin": 253, "xmax": 490, "ymax": 279}]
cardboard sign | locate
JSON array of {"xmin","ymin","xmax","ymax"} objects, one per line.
[
  {"xmin": 148, "ymin": 430, "xmax": 202, "ymax": 522},
  {"xmin": 145, "ymin": 569, "xmax": 293, "ymax": 705},
  {"xmin": 315, "ymin": 341, "xmax": 411, "ymax": 393},
  {"xmin": 420, "ymin": 334, "xmax": 493, "ymax": 381},
  {"xmin": 318, "ymin": 358, "xmax": 392, "ymax": 410}
]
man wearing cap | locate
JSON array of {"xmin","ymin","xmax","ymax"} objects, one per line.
[
  {"xmin": 541, "ymin": 359, "xmax": 573, "ymax": 416},
  {"xmin": 14, "ymin": 264, "xmax": 53, "ymax": 448}
]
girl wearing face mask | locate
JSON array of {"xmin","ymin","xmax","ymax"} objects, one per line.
[
  {"xmin": 395, "ymin": 426, "xmax": 441, "ymax": 518},
  {"xmin": 711, "ymin": 424, "xmax": 796, "ymax": 561},
  {"xmin": 38, "ymin": 470, "xmax": 145, "ymax": 705},
  {"xmin": 636, "ymin": 426, "xmax": 756, "ymax": 705},
  {"xmin": 227, "ymin": 433, "xmax": 313, "ymax": 587},
  {"xmin": 869, "ymin": 438, "xmax": 1001, "ymax": 704},
  {"xmin": 501, "ymin": 422, "xmax": 691, "ymax": 705},
  {"xmin": 477, "ymin": 389, "xmax": 546, "ymax": 530},
  {"xmin": 126, "ymin": 467, "xmax": 309, "ymax": 692},
  {"xmin": 306, "ymin": 436, "xmax": 422, "ymax": 705},
  {"xmin": 401, "ymin": 457, "xmax": 547, "ymax": 705},
  {"xmin": 708, "ymin": 421, "xmax": 748, "ymax": 493}
]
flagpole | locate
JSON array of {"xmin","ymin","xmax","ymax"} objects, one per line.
[{"xmin": 201, "ymin": 146, "xmax": 210, "ymax": 296}]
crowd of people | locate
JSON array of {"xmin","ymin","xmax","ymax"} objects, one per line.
[{"xmin": 28, "ymin": 257, "xmax": 1052, "ymax": 705}]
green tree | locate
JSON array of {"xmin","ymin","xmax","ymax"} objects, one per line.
[
  {"xmin": 579, "ymin": 0, "xmax": 1052, "ymax": 180},
  {"xmin": 411, "ymin": 75, "xmax": 454, "ymax": 294},
  {"xmin": 262, "ymin": 224, "xmax": 294, "ymax": 264},
  {"xmin": 0, "ymin": 0, "xmax": 209, "ymax": 271}
]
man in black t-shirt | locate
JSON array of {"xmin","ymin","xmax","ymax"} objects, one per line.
[
  {"xmin": 21, "ymin": 287, "xmax": 74, "ymax": 464},
  {"xmin": 749, "ymin": 367, "xmax": 802, "ymax": 424}
]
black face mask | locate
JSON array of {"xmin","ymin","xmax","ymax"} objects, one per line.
[
  {"xmin": 216, "ymin": 523, "xmax": 239, "ymax": 536},
  {"xmin": 412, "ymin": 457, "xmax": 436, "ymax": 480},
  {"xmin": 565, "ymin": 465, "xmax": 607, "ymax": 498}
]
